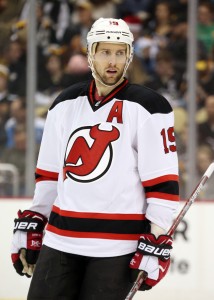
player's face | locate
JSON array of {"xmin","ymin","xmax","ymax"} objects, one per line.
[{"xmin": 93, "ymin": 42, "xmax": 127, "ymax": 86}]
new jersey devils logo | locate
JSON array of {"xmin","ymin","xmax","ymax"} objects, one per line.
[{"xmin": 63, "ymin": 123, "xmax": 120, "ymax": 182}]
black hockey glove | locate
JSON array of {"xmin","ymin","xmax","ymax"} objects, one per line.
[{"xmin": 11, "ymin": 210, "xmax": 47, "ymax": 277}]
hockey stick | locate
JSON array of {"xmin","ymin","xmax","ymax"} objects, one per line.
[{"xmin": 125, "ymin": 162, "xmax": 214, "ymax": 300}]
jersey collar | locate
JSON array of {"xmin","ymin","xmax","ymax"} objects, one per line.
[{"xmin": 88, "ymin": 78, "xmax": 128, "ymax": 111}]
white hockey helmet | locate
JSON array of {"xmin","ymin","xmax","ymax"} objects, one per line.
[
  {"xmin": 87, "ymin": 17, "xmax": 134, "ymax": 59},
  {"xmin": 87, "ymin": 18, "xmax": 134, "ymax": 86}
]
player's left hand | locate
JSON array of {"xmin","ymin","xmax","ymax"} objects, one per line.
[{"xmin": 129, "ymin": 233, "xmax": 173, "ymax": 290}]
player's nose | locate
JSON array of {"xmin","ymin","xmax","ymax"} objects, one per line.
[{"xmin": 108, "ymin": 54, "xmax": 117, "ymax": 66}]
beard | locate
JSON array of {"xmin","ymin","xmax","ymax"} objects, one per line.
[{"xmin": 94, "ymin": 66, "xmax": 124, "ymax": 86}]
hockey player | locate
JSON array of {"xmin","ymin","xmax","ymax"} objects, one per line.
[{"xmin": 11, "ymin": 18, "xmax": 179, "ymax": 299}]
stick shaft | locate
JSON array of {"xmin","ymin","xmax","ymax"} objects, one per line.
[
  {"xmin": 125, "ymin": 162, "xmax": 214, "ymax": 300},
  {"xmin": 168, "ymin": 162, "xmax": 214, "ymax": 235},
  {"xmin": 125, "ymin": 271, "xmax": 147, "ymax": 300}
]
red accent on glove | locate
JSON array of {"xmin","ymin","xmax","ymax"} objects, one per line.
[
  {"xmin": 17, "ymin": 209, "xmax": 47, "ymax": 222},
  {"xmin": 11, "ymin": 210, "xmax": 47, "ymax": 276},
  {"xmin": 130, "ymin": 233, "xmax": 173, "ymax": 289},
  {"xmin": 27, "ymin": 232, "xmax": 43, "ymax": 250},
  {"xmin": 11, "ymin": 253, "xmax": 20, "ymax": 264}
]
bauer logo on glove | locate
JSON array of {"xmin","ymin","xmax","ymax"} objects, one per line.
[
  {"xmin": 14, "ymin": 221, "xmax": 40, "ymax": 231},
  {"xmin": 13, "ymin": 210, "xmax": 47, "ymax": 233},
  {"xmin": 137, "ymin": 235, "xmax": 172, "ymax": 260}
]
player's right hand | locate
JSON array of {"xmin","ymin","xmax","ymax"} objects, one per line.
[{"xmin": 11, "ymin": 210, "xmax": 47, "ymax": 277}]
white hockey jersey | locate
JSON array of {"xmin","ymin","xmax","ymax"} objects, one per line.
[{"xmin": 31, "ymin": 78, "xmax": 179, "ymax": 257}]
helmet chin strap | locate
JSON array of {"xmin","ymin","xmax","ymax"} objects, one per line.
[{"xmin": 88, "ymin": 54, "xmax": 131, "ymax": 88}]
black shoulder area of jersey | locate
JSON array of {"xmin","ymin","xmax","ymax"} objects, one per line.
[
  {"xmin": 119, "ymin": 83, "xmax": 172, "ymax": 114},
  {"xmin": 49, "ymin": 80, "xmax": 90, "ymax": 111}
]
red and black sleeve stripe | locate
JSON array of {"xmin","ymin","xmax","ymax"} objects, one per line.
[
  {"xmin": 35, "ymin": 168, "xmax": 59, "ymax": 183},
  {"xmin": 142, "ymin": 175, "xmax": 179, "ymax": 202}
]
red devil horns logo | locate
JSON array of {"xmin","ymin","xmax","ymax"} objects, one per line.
[{"xmin": 63, "ymin": 124, "xmax": 120, "ymax": 182}]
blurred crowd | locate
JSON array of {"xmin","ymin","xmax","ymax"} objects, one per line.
[{"xmin": 0, "ymin": 0, "xmax": 214, "ymax": 199}]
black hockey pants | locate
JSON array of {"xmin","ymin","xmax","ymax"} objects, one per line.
[{"xmin": 27, "ymin": 245, "xmax": 134, "ymax": 300}]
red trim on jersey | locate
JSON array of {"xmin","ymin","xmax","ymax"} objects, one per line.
[
  {"xmin": 102, "ymin": 79, "xmax": 128, "ymax": 104},
  {"xmin": 46, "ymin": 224, "xmax": 141, "ymax": 240},
  {"xmin": 89, "ymin": 79, "xmax": 128, "ymax": 106},
  {"xmin": 36, "ymin": 176, "xmax": 58, "ymax": 183},
  {"xmin": 36, "ymin": 168, "xmax": 59, "ymax": 180},
  {"xmin": 146, "ymin": 192, "xmax": 179, "ymax": 201},
  {"xmin": 89, "ymin": 80, "xmax": 94, "ymax": 106},
  {"xmin": 52, "ymin": 205, "xmax": 146, "ymax": 220},
  {"xmin": 142, "ymin": 175, "xmax": 179, "ymax": 187}
]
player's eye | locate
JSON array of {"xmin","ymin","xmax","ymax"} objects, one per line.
[
  {"xmin": 116, "ymin": 50, "xmax": 126, "ymax": 56},
  {"xmin": 101, "ymin": 50, "xmax": 110, "ymax": 56}
]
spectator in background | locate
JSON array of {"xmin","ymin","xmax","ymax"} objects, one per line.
[
  {"xmin": 0, "ymin": 99, "xmax": 10, "ymax": 155},
  {"xmin": 167, "ymin": 13, "xmax": 207, "ymax": 84},
  {"xmin": 5, "ymin": 97, "xmax": 45, "ymax": 149},
  {"xmin": 196, "ymin": 144, "xmax": 214, "ymax": 200},
  {"xmin": 178, "ymin": 61, "xmax": 214, "ymax": 113},
  {"xmin": 197, "ymin": 1, "xmax": 214, "ymax": 59},
  {"xmin": 118, "ymin": 15, "xmax": 151, "ymax": 84},
  {"xmin": 62, "ymin": 53, "xmax": 92, "ymax": 88},
  {"xmin": 169, "ymin": 0, "xmax": 188, "ymax": 23},
  {"xmin": 90, "ymin": 0, "xmax": 117, "ymax": 19},
  {"xmin": 0, "ymin": 64, "xmax": 14, "ymax": 154},
  {"xmin": 0, "ymin": 64, "xmax": 15, "ymax": 102},
  {"xmin": 16, "ymin": 0, "xmax": 71, "ymax": 86},
  {"xmin": 37, "ymin": 53, "xmax": 65, "ymax": 95},
  {"xmin": 123, "ymin": 15, "xmax": 143, "ymax": 41},
  {"xmin": 63, "ymin": 0, "xmax": 95, "ymax": 54},
  {"xmin": 146, "ymin": 1, "xmax": 173, "ymax": 50},
  {"xmin": 196, "ymin": 59, "xmax": 214, "ymax": 98},
  {"xmin": 40, "ymin": 0, "xmax": 71, "ymax": 45},
  {"xmin": 167, "ymin": 18, "xmax": 188, "ymax": 77},
  {"xmin": 144, "ymin": 49, "xmax": 184, "ymax": 108},
  {"xmin": 116, "ymin": 0, "xmax": 157, "ymax": 22},
  {"xmin": 134, "ymin": 1, "xmax": 175, "ymax": 76},
  {"xmin": 123, "ymin": 14, "xmax": 157, "ymax": 77},
  {"xmin": 19, "ymin": 0, "xmax": 71, "ymax": 52},
  {"xmin": 126, "ymin": 54, "xmax": 151, "ymax": 85},
  {"xmin": 0, "ymin": 0, "xmax": 25, "ymax": 55},
  {"xmin": 3, "ymin": 39, "xmax": 26, "ymax": 97},
  {"xmin": 134, "ymin": 28, "xmax": 159, "ymax": 76},
  {"xmin": 198, "ymin": 94, "xmax": 214, "ymax": 151}
]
